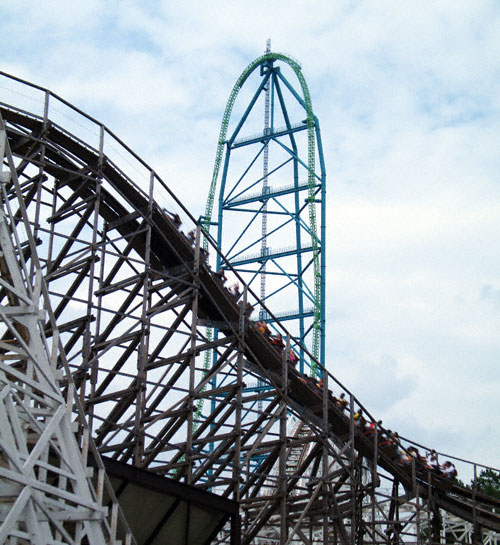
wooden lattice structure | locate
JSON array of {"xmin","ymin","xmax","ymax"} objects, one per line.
[{"xmin": 0, "ymin": 71, "xmax": 499, "ymax": 544}]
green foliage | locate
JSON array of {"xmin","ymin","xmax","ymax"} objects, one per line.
[
  {"xmin": 454, "ymin": 477, "xmax": 470, "ymax": 489},
  {"xmin": 473, "ymin": 469, "xmax": 500, "ymax": 499}
]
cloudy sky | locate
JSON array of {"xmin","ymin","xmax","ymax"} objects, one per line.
[{"xmin": 2, "ymin": 1, "xmax": 500, "ymax": 476}]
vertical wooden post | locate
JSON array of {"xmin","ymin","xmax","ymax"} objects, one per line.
[
  {"xmin": 233, "ymin": 286, "xmax": 246, "ymax": 502},
  {"xmin": 349, "ymin": 393, "xmax": 356, "ymax": 545},
  {"xmin": 186, "ymin": 225, "xmax": 201, "ymax": 484},
  {"xmin": 279, "ymin": 333, "xmax": 289, "ymax": 543}
]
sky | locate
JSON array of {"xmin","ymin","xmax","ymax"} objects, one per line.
[{"xmin": 2, "ymin": 0, "xmax": 500, "ymax": 476}]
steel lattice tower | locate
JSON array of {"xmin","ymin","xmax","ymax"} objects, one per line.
[{"xmin": 202, "ymin": 50, "xmax": 326, "ymax": 376}]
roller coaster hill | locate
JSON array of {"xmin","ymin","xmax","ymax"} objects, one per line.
[{"xmin": 0, "ymin": 53, "xmax": 498, "ymax": 545}]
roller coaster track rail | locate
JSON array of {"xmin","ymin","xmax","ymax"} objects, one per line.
[{"xmin": 0, "ymin": 70, "xmax": 499, "ymax": 544}]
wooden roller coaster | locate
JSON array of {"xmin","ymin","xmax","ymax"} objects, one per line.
[{"xmin": 0, "ymin": 71, "xmax": 498, "ymax": 544}]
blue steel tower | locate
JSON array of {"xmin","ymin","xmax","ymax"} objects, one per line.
[{"xmin": 203, "ymin": 48, "xmax": 326, "ymax": 375}]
